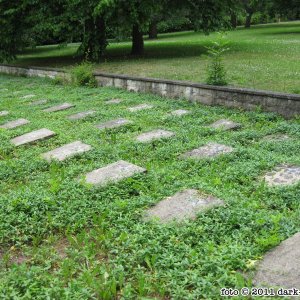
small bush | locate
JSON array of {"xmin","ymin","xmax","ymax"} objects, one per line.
[
  {"xmin": 206, "ymin": 34, "xmax": 230, "ymax": 86},
  {"xmin": 70, "ymin": 62, "xmax": 97, "ymax": 87}
]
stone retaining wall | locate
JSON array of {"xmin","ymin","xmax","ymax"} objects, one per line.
[{"xmin": 1, "ymin": 64, "xmax": 299, "ymax": 118}]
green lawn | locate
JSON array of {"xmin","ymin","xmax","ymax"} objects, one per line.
[
  {"xmin": 12, "ymin": 21, "xmax": 300, "ymax": 94},
  {"xmin": 0, "ymin": 75, "xmax": 300, "ymax": 299}
]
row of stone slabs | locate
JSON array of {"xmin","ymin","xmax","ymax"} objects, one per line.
[
  {"xmin": 2, "ymin": 101, "xmax": 300, "ymax": 201},
  {"xmin": 0, "ymin": 101, "xmax": 190, "ymax": 129}
]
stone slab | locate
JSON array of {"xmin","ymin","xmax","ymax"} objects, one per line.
[
  {"xmin": 128, "ymin": 104, "xmax": 153, "ymax": 112},
  {"xmin": 264, "ymin": 165, "xmax": 300, "ymax": 187},
  {"xmin": 169, "ymin": 109, "xmax": 190, "ymax": 117},
  {"xmin": 96, "ymin": 118, "xmax": 132, "ymax": 130},
  {"xmin": 209, "ymin": 119, "xmax": 241, "ymax": 131},
  {"xmin": 84, "ymin": 160, "xmax": 146, "ymax": 186},
  {"xmin": 254, "ymin": 232, "xmax": 300, "ymax": 289},
  {"xmin": 144, "ymin": 189, "xmax": 224, "ymax": 223},
  {"xmin": 21, "ymin": 94, "xmax": 35, "ymax": 99},
  {"xmin": 136, "ymin": 129, "xmax": 175, "ymax": 143},
  {"xmin": 11, "ymin": 128, "xmax": 56, "ymax": 146},
  {"xmin": 262, "ymin": 134, "xmax": 290, "ymax": 142},
  {"xmin": 42, "ymin": 141, "xmax": 92, "ymax": 162},
  {"xmin": 105, "ymin": 99, "xmax": 122, "ymax": 104},
  {"xmin": 181, "ymin": 143, "xmax": 234, "ymax": 159},
  {"xmin": 0, "ymin": 111, "xmax": 9, "ymax": 117},
  {"xmin": 43, "ymin": 103, "xmax": 75, "ymax": 113},
  {"xmin": 30, "ymin": 99, "xmax": 48, "ymax": 106},
  {"xmin": 67, "ymin": 110, "xmax": 96, "ymax": 120},
  {"xmin": 0, "ymin": 118, "xmax": 30, "ymax": 129}
]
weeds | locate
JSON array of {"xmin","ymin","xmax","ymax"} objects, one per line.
[{"xmin": 206, "ymin": 33, "xmax": 230, "ymax": 86}]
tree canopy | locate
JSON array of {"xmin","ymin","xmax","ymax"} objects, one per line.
[{"xmin": 0, "ymin": 0, "xmax": 298, "ymax": 62}]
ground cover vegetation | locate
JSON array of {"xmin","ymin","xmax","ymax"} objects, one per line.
[{"xmin": 0, "ymin": 74, "xmax": 300, "ymax": 298}]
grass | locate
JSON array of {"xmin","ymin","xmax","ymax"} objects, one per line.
[
  {"xmin": 11, "ymin": 21, "xmax": 300, "ymax": 94},
  {"xmin": 0, "ymin": 74, "xmax": 300, "ymax": 299}
]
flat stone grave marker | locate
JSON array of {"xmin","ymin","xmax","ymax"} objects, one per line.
[
  {"xmin": 30, "ymin": 99, "xmax": 48, "ymax": 106},
  {"xmin": 105, "ymin": 99, "xmax": 122, "ymax": 104},
  {"xmin": 128, "ymin": 104, "xmax": 153, "ymax": 112},
  {"xmin": 43, "ymin": 103, "xmax": 75, "ymax": 113},
  {"xmin": 254, "ymin": 232, "xmax": 300, "ymax": 289},
  {"xmin": 67, "ymin": 110, "xmax": 96, "ymax": 120},
  {"xmin": 84, "ymin": 160, "xmax": 146, "ymax": 186},
  {"xmin": 0, "ymin": 111, "xmax": 9, "ymax": 117},
  {"xmin": 262, "ymin": 134, "xmax": 290, "ymax": 142},
  {"xmin": 42, "ymin": 141, "xmax": 91, "ymax": 162},
  {"xmin": 144, "ymin": 189, "xmax": 224, "ymax": 223},
  {"xmin": 0, "ymin": 118, "xmax": 30, "ymax": 129},
  {"xmin": 11, "ymin": 128, "xmax": 56, "ymax": 146},
  {"xmin": 21, "ymin": 94, "xmax": 35, "ymax": 99},
  {"xmin": 264, "ymin": 165, "xmax": 300, "ymax": 187},
  {"xmin": 169, "ymin": 109, "xmax": 190, "ymax": 117},
  {"xmin": 209, "ymin": 119, "xmax": 241, "ymax": 131},
  {"xmin": 136, "ymin": 129, "xmax": 175, "ymax": 143},
  {"xmin": 181, "ymin": 142, "xmax": 234, "ymax": 159},
  {"xmin": 96, "ymin": 118, "xmax": 132, "ymax": 130}
]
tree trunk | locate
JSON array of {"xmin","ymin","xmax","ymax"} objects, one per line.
[
  {"xmin": 245, "ymin": 12, "xmax": 253, "ymax": 28},
  {"xmin": 230, "ymin": 13, "xmax": 237, "ymax": 28},
  {"xmin": 131, "ymin": 23, "xmax": 144, "ymax": 55},
  {"xmin": 79, "ymin": 15, "xmax": 107, "ymax": 62},
  {"xmin": 148, "ymin": 22, "xmax": 158, "ymax": 39}
]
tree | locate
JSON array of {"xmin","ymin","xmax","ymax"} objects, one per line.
[
  {"xmin": 272, "ymin": 0, "xmax": 300, "ymax": 20},
  {"xmin": 113, "ymin": 0, "xmax": 162, "ymax": 55},
  {"xmin": 240, "ymin": 0, "xmax": 272, "ymax": 28},
  {"xmin": 65, "ymin": 0, "xmax": 115, "ymax": 61},
  {"xmin": 0, "ymin": 0, "xmax": 30, "ymax": 62}
]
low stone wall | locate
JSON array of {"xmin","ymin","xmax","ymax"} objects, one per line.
[
  {"xmin": 1, "ymin": 64, "xmax": 299, "ymax": 118},
  {"xmin": 94, "ymin": 72, "xmax": 300, "ymax": 118},
  {"xmin": 0, "ymin": 64, "xmax": 68, "ymax": 80}
]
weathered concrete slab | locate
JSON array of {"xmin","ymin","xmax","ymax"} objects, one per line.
[
  {"xmin": 21, "ymin": 94, "xmax": 35, "ymax": 99},
  {"xmin": 181, "ymin": 143, "xmax": 234, "ymax": 159},
  {"xmin": 30, "ymin": 99, "xmax": 48, "ymax": 106},
  {"xmin": 254, "ymin": 232, "xmax": 300, "ymax": 289},
  {"xmin": 0, "ymin": 111, "xmax": 9, "ymax": 117},
  {"xmin": 43, "ymin": 103, "xmax": 75, "ymax": 113},
  {"xmin": 84, "ymin": 160, "xmax": 146, "ymax": 186},
  {"xmin": 136, "ymin": 129, "xmax": 175, "ymax": 143},
  {"xmin": 67, "ymin": 110, "xmax": 96, "ymax": 120},
  {"xmin": 169, "ymin": 109, "xmax": 190, "ymax": 117},
  {"xmin": 105, "ymin": 99, "xmax": 122, "ymax": 104},
  {"xmin": 128, "ymin": 104, "xmax": 153, "ymax": 112},
  {"xmin": 209, "ymin": 119, "xmax": 241, "ymax": 131},
  {"xmin": 42, "ymin": 141, "xmax": 91, "ymax": 162},
  {"xmin": 96, "ymin": 118, "xmax": 132, "ymax": 130},
  {"xmin": 144, "ymin": 189, "xmax": 224, "ymax": 223},
  {"xmin": 262, "ymin": 134, "xmax": 290, "ymax": 142},
  {"xmin": 264, "ymin": 165, "xmax": 300, "ymax": 187},
  {"xmin": 0, "ymin": 118, "xmax": 30, "ymax": 129},
  {"xmin": 11, "ymin": 128, "xmax": 55, "ymax": 146}
]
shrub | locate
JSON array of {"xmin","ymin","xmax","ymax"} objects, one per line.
[
  {"xmin": 70, "ymin": 62, "xmax": 97, "ymax": 87},
  {"xmin": 206, "ymin": 34, "xmax": 230, "ymax": 86}
]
